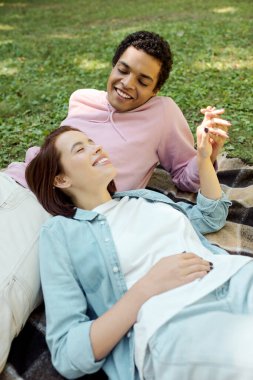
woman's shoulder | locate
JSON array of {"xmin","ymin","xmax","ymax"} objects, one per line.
[{"xmin": 41, "ymin": 215, "xmax": 74, "ymax": 233}]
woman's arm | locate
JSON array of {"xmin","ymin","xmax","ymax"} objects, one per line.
[
  {"xmin": 196, "ymin": 108, "xmax": 230, "ymax": 200},
  {"xmin": 176, "ymin": 110, "xmax": 231, "ymax": 234},
  {"xmin": 39, "ymin": 223, "xmax": 106, "ymax": 379}
]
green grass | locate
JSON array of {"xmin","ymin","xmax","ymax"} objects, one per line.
[{"xmin": 0, "ymin": 0, "xmax": 252, "ymax": 168}]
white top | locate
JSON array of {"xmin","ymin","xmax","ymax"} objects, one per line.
[{"xmin": 94, "ymin": 196, "xmax": 251, "ymax": 378}]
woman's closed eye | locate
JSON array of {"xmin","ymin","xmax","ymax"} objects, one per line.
[{"xmin": 74, "ymin": 139, "xmax": 95, "ymax": 153}]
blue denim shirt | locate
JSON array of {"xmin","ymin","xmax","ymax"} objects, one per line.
[{"xmin": 39, "ymin": 189, "xmax": 231, "ymax": 380}]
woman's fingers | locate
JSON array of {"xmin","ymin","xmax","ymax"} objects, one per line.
[
  {"xmin": 180, "ymin": 253, "xmax": 212, "ymax": 271},
  {"xmin": 206, "ymin": 125, "xmax": 229, "ymax": 139},
  {"xmin": 185, "ymin": 270, "xmax": 209, "ymax": 282},
  {"xmin": 183, "ymin": 261, "xmax": 212, "ymax": 275},
  {"xmin": 181, "ymin": 255, "xmax": 213, "ymax": 280}
]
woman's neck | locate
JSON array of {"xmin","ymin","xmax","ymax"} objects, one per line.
[{"xmin": 72, "ymin": 189, "xmax": 112, "ymax": 211}]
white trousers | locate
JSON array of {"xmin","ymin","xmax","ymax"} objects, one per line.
[{"xmin": 0, "ymin": 173, "xmax": 50, "ymax": 372}]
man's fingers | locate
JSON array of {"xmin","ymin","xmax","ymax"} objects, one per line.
[
  {"xmin": 203, "ymin": 109, "xmax": 225, "ymax": 118},
  {"xmin": 211, "ymin": 117, "xmax": 231, "ymax": 127},
  {"xmin": 209, "ymin": 128, "xmax": 229, "ymax": 139},
  {"xmin": 200, "ymin": 106, "xmax": 217, "ymax": 114},
  {"xmin": 204, "ymin": 119, "xmax": 230, "ymax": 137}
]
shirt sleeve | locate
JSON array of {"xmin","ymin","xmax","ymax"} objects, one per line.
[
  {"xmin": 157, "ymin": 98, "xmax": 200, "ymax": 192},
  {"xmin": 177, "ymin": 191, "xmax": 232, "ymax": 234},
  {"xmin": 4, "ymin": 146, "xmax": 40, "ymax": 188},
  {"xmin": 39, "ymin": 221, "xmax": 105, "ymax": 379}
]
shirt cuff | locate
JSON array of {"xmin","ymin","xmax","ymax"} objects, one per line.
[
  {"xmin": 67, "ymin": 320, "xmax": 105, "ymax": 375},
  {"xmin": 197, "ymin": 190, "xmax": 232, "ymax": 209}
]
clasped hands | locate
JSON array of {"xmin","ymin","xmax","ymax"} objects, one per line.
[{"xmin": 197, "ymin": 106, "xmax": 231, "ymax": 162}]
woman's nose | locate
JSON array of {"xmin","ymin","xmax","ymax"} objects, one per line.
[{"xmin": 92, "ymin": 144, "xmax": 102, "ymax": 153}]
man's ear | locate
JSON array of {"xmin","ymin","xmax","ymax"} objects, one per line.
[
  {"xmin": 54, "ymin": 174, "xmax": 71, "ymax": 189},
  {"xmin": 152, "ymin": 87, "xmax": 159, "ymax": 96}
]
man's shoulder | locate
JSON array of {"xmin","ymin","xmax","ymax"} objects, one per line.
[
  {"xmin": 69, "ymin": 88, "xmax": 107, "ymax": 103},
  {"xmin": 154, "ymin": 95, "xmax": 178, "ymax": 107},
  {"xmin": 144, "ymin": 95, "xmax": 179, "ymax": 113},
  {"xmin": 150, "ymin": 95, "xmax": 185, "ymax": 119}
]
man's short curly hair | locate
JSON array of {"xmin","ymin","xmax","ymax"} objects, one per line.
[{"xmin": 112, "ymin": 31, "xmax": 173, "ymax": 92}]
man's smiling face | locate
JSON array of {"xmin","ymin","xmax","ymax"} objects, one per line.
[{"xmin": 107, "ymin": 46, "xmax": 161, "ymax": 112}]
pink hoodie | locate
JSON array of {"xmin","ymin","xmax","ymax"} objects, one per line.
[{"xmin": 5, "ymin": 89, "xmax": 200, "ymax": 192}]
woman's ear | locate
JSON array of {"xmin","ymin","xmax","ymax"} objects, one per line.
[{"xmin": 54, "ymin": 174, "xmax": 71, "ymax": 189}]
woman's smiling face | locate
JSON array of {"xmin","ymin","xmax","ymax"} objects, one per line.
[
  {"xmin": 54, "ymin": 130, "xmax": 117, "ymax": 192},
  {"xmin": 107, "ymin": 46, "xmax": 161, "ymax": 112}
]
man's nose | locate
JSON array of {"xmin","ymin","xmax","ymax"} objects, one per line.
[{"xmin": 121, "ymin": 74, "xmax": 135, "ymax": 89}]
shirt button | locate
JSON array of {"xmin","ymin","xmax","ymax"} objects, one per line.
[
  {"xmin": 105, "ymin": 237, "xmax": 110, "ymax": 242},
  {"xmin": 112, "ymin": 266, "xmax": 119, "ymax": 273},
  {"xmin": 127, "ymin": 332, "xmax": 131, "ymax": 338},
  {"xmin": 100, "ymin": 221, "xmax": 105, "ymax": 225}
]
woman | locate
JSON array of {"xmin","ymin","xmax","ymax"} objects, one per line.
[{"xmin": 25, "ymin": 121, "xmax": 253, "ymax": 380}]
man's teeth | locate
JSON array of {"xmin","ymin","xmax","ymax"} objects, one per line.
[{"xmin": 116, "ymin": 89, "xmax": 132, "ymax": 99}]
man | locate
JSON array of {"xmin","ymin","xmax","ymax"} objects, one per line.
[
  {"xmin": 6, "ymin": 31, "xmax": 228, "ymax": 192},
  {"xmin": 59, "ymin": 30, "xmax": 228, "ymax": 192}
]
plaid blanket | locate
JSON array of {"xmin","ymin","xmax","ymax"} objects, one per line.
[
  {"xmin": 148, "ymin": 154, "xmax": 253, "ymax": 257},
  {"xmin": 2, "ymin": 154, "xmax": 252, "ymax": 380}
]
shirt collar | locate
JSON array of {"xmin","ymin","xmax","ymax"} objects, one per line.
[
  {"xmin": 73, "ymin": 208, "xmax": 100, "ymax": 221},
  {"xmin": 73, "ymin": 190, "xmax": 177, "ymax": 222}
]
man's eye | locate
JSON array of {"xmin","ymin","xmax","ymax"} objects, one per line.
[
  {"xmin": 139, "ymin": 80, "xmax": 148, "ymax": 87},
  {"xmin": 77, "ymin": 147, "xmax": 84, "ymax": 153},
  {"xmin": 118, "ymin": 68, "xmax": 128, "ymax": 74}
]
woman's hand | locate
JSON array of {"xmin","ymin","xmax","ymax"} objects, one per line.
[
  {"xmin": 90, "ymin": 252, "xmax": 211, "ymax": 360},
  {"xmin": 199, "ymin": 106, "xmax": 231, "ymax": 162},
  {"xmin": 140, "ymin": 252, "xmax": 212, "ymax": 297},
  {"xmin": 195, "ymin": 106, "xmax": 226, "ymax": 199}
]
